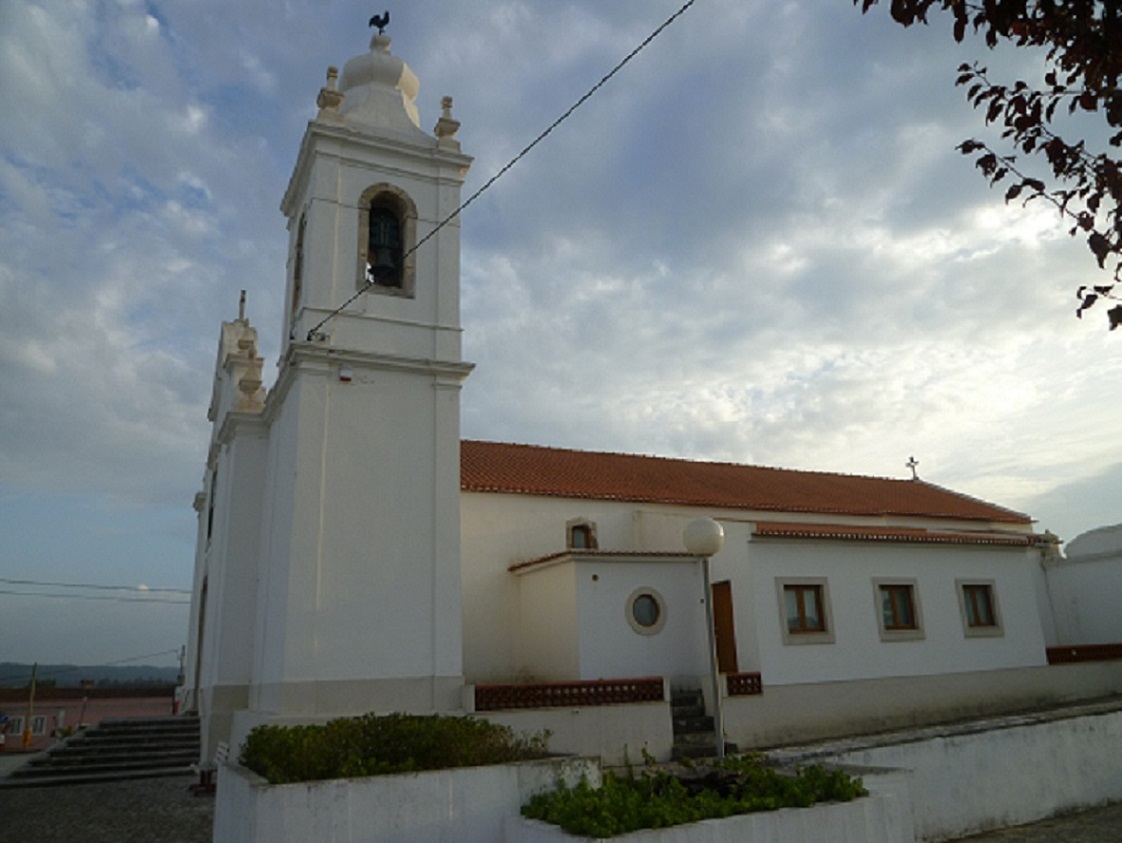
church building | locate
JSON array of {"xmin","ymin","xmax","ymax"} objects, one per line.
[{"xmin": 181, "ymin": 29, "xmax": 1122, "ymax": 766}]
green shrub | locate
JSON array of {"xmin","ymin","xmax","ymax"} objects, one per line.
[
  {"xmin": 521, "ymin": 754, "xmax": 867, "ymax": 838},
  {"xmin": 239, "ymin": 712, "xmax": 551, "ymax": 784}
]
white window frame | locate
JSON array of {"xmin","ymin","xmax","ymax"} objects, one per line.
[{"xmin": 625, "ymin": 586, "xmax": 667, "ymax": 635}]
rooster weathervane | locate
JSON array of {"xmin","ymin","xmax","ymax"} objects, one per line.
[{"xmin": 369, "ymin": 11, "xmax": 389, "ymax": 34}]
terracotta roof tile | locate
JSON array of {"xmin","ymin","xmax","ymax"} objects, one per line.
[
  {"xmin": 752, "ymin": 521, "xmax": 1039, "ymax": 546},
  {"xmin": 461, "ymin": 440, "xmax": 1030, "ymax": 524}
]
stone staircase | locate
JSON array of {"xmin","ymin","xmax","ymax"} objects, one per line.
[
  {"xmin": 2, "ymin": 715, "xmax": 200, "ymax": 788},
  {"xmin": 670, "ymin": 687, "xmax": 736, "ymax": 760}
]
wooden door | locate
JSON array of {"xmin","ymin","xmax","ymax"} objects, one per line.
[{"xmin": 711, "ymin": 580, "xmax": 739, "ymax": 674}]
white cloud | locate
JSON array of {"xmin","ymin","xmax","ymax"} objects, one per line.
[{"xmin": 2, "ymin": 0, "xmax": 1119, "ymax": 663}]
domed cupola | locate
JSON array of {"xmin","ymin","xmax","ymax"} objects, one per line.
[{"xmin": 337, "ymin": 32, "xmax": 423, "ymax": 135}]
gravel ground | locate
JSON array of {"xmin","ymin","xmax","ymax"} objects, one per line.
[{"xmin": 0, "ymin": 774, "xmax": 214, "ymax": 843}]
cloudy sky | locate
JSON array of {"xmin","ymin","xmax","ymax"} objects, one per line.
[{"xmin": 1, "ymin": 0, "xmax": 1119, "ymax": 670}]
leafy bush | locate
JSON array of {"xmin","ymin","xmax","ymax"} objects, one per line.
[
  {"xmin": 522, "ymin": 754, "xmax": 867, "ymax": 838},
  {"xmin": 239, "ymin": 712, "xmax": 551, "ymax": 784}
]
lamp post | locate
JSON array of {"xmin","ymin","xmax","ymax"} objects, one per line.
[{"xmin": 683, "ymin": 517, "xmax": 726, "ymax": 759}]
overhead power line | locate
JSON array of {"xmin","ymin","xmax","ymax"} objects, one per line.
[
  {"xmin": 0, "ymin": 589, "xmax": 190, "ymax": 605},
  {"xmin": 0, "ymin": 577, "xmax": 190, "ymax": 595},
  {"xmin": 306, "ymin": 0, "xmax": 697, "ymax": 341}
]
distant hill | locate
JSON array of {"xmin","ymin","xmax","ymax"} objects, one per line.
[{"xmin": 0, "ymin": 662, "xmax": 180, "ymax": 689}]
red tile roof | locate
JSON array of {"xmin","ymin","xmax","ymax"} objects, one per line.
[
  {"xmin": 752, "ymin": 522, "xmax": 1039, "ymax": 546},
  {"xmin": 461, "ymin": 440, "xmax": 1031, "ymax": 524}
]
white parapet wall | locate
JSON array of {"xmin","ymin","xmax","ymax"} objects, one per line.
[
  {"xmin": 213, "ymin": 756, "xmax": 600, "ymax": 843},
  {"xmin": 723, "ymin": 662, "xmax": 1122, "ymax": 749},
  {"xmin": 806, "ymin": 700, "xmax": 1122, "ymax": 842},
  {"xmin": 477, "ymin": 701, "xmax": 675, "ymax": 766}
]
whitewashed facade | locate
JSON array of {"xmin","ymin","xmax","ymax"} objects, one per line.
[{"xmin": 182, "ymin": 30, "xmax": 1122, "ymax": 766}]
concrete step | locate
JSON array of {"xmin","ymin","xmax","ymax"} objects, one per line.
[
  {"xmin": 0, "ymin": 765, "xmax": 193, "ymax": 789},
  {"xmin": 22, "ymin": 749, "xmax": 199, "ymax": 771},
  {"xmin": 4, "ymin": 715, "xmax": 201, "ymax": 786},
  {"xmin": 673, "ymin": 714, "xmax": 714, "ymax": 734},
  {"xmin": 61, "ymin": 734, "xmax": 200, "ymax": 751},
  {"xmin": 671, "ymin": 739, "xmax": 739, "ymax": 761}
]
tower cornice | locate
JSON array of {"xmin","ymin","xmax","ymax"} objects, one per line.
[{"xmin": 281, "ymin": 119, "xmax": 472, "ymax": 218}]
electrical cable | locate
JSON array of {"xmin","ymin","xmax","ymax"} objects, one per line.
[
  {"xmin": 0, "ymin": 589, "xmax": 189, "ymax": 604},
  {"xmin": 306, "ymin": 0, "xmax": 697, "ymax": 341},
  {"xmin": 0, "ymin": 577, "xmax": 190, "ymax": 594}
]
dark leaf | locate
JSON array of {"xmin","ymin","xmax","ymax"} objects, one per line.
[
  {"xmin": 1089, "ymin": 232, "xmax": 1111, "ymax": 267},
  {"xmin": 1005, "ymin": 183, "xmax": 1023, "ymax": 202},
  {"xmin": 1109, "ymin": 305, "xmax": 1122, "ymax": 330}
]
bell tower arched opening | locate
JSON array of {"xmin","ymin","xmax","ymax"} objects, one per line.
[{"xmin": 357, "ymin": 184, "xmax": 417, "ymax": 297}]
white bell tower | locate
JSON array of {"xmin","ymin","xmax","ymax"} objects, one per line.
[{"xmin": 249, "ymin": 29, "xmax": 473, "ymax": 720}]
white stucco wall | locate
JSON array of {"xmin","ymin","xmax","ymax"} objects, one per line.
[
  {"xmin": 574, "ymin": 558, "xmax": 709, "ymax": 683},
  {"xmin": 1045, "ymin": 523, "xmax": 1122, "ymax": 645},
  {"xmin": 746, "ymin": 539, "xmax": 1048, "ymax": 685},
  {"xmin": 462, "ymin": 492, "xmax": 1049, "ymax": 688},
  {"xmin": 517, "ymin": 562, "xmax": 579, "ymax": 680},
  {"xmin": 251, "ymin": 362, "xmax": 464, "ymax": 715}
]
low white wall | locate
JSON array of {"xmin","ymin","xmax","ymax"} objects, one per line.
[
  {"xmin": 505, "ymin": 769, "xmax": 914, "ymax": 843},
  {"xmin": 724, "ymin": 661, "xmax": 1122, "ymax": 749},
  {"xmin": 213, "ymin": 756, "xmax": 600, "ymax": 843},
  {"xmin": 826, "ymin": 703, "xmax": 1122, "ymax": 841},
  {"xmin": 1046, "ymin": 524, "xmax": 1122, "ymax": 645},
  {"xmin": 480, "ymin": 702, "xmax": 675, "ymax": 765}
]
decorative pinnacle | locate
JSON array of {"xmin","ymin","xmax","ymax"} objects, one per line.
[
  {"xmin": 316, "ymin": 66, "xmax": 343, "ymax": 118},
  {"xmin": 434, "ymin": 95, "xmax": 461, "ymax": 148}
]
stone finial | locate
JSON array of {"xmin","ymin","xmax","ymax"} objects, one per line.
[
  {"xmin": 434, "ymin": 95, "xmax": 461, "ymax": 150},
  {"xmin": 235, "ymin": 347, "xmax": 266, "ymax": 413},
  {"xmin": 316, "ymin": 66, "xmax": 344, "ymax": 120}
]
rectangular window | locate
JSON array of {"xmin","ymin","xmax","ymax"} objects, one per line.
[
  {"xmin": 963, "ymin": 584, "xmax": 995, "ymax": 626},
  {"xmin": 776, "ymin": 578, "xmax": 835, "ymax": 645},
  {"xmin": 957, "ymin": 579, "xmax": 1003, "ymax": 637},
  {"xmin": 880, "ymin": 584, "xmax": 917, "ymax": 630},
  {"xmin": 785, "ymin": 585, "xmax": 825, "ymax": 633},
  {"xmin": 31, "ymin": 715, "xmax": 47, "ymax": 736},
  {"xmin": 873, "ymin": 579, "xmax": 924, "ymax": 641},
  {"xmin": 7, "ymin": 716, "xmax": 23, "ymax": 736}
]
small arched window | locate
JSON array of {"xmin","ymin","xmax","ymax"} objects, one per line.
[{"xmin": 567, "ymin": 519, "xmax": 598, "ymax": 550}]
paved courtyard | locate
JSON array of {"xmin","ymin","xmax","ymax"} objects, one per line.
[{"xmin": 956, "ymin": 801, "xmax": 1122, "ymax": 842}]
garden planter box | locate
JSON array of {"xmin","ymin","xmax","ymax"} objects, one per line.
[
  {"xmin": 213, "ymin": 755, "xmax": 599, "ymax": 843},
  {"xmin": 505, "ymin": 771, "xmax": 914, "ymax": 843}
]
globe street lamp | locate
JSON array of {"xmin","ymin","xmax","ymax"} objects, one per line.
[{"xmin": 683, "ymin": 517, "xmax": 726, "ymax": 759}]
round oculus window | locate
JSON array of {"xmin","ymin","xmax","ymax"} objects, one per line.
[{"xmin": 626, "ymin": 588, "xmax": 667, "ymax": 635}]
